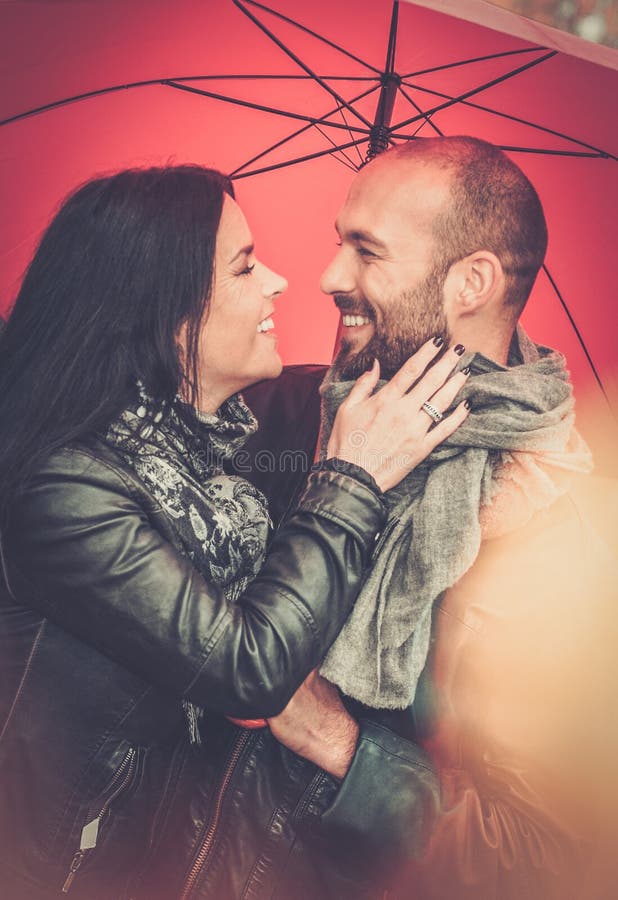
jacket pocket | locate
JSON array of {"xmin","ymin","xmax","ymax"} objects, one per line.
[{"xmin": 61, "ymin": 745, "xmax": 140, "ymax": 893}]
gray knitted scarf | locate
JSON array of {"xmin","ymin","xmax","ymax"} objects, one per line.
[
  {"xmin": 318, "ymin": 328, "xmax": 593, "ymax": 709},
  {"xmin": 105, "ymin": 384, "xmax": 271, "ymax": 739}
]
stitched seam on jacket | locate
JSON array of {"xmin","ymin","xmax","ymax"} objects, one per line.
[
  {"xmin": 48, "ymin": 684, "xmax": 152, "ymax": 847},
  {"xmin": 185, "ymin": 583, "xmax": 320, "ymax": 698},
  {"xmin": 46, "ymin": 684, "xmax": 154, "ymax": 852},
  {"xmin": 359, "ymin": 733, "xmax": 434, "ymax": 774},
  {"xmin": 301, "ymin": 469, "xmax": 382, "ymax": 508},
  {"xmin": 292, "ymin": 505, "xmax": 369, "ymax": 547},
  {"xmin": 59, "ymin": 446, "xmax": 163, "ymax": 510},
  {"xmin": 0, "ymin": 618, "xmax": 45, "ymax": 745},
  {"xmin": 183, "ymin": 604, "xmax": 233, "ymax": 695}
]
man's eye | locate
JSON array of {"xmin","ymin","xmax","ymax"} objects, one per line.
[{"xmin": 357, "ymin": 246, "xmax": 375, "ymax": 258}]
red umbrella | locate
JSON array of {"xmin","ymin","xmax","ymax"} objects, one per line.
[{"xmin": 1, "ymin": 0, "xmax": 616, "ymax": 467}]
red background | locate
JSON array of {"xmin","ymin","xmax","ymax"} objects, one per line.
[{"xmin": 1, "ymin": 0, "xmax": 617, "ymax": 469}]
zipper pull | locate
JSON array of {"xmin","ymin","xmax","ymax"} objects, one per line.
[
  {"xmin": 61, "ymin": 818, "xmax": 99, "ymax": 893},
  {"xmin": 61, "ymin": 850, "xmax": 85, "ymax": 893},
  {"xmin": 79, "ymin": 816, "xmax": 100, "ymax": 850}
]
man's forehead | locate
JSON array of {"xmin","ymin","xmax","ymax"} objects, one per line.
[{"xmin": 337, "ymin": 158, "xmax": 449, "ymax": 242}]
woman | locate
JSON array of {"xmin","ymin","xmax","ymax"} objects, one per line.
[{"xmin": 0, "ymin": 165, "xmax": 469, "ymax": 899}]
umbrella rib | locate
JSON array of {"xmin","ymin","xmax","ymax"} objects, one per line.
[
  {"xmin": 389, "ymin": 51, "xmax": 557, "ymax": 133},
  {"xmin": 0, "ymin": 79, "xmax": 173, "ymax": 126},
  {"xmin": 338, "ymin": 105, "xmax": 366, "ymax": 165},
  {"xmin": 230, "ymin": 83, "xmax": 381, "ymax": 177},
  {"xmin": 164, "ymin": 81, "xmax": 371, "ymax": 135},
  {"xmin": 313, "ymin": 124, "xmax": 360, "ymax": 171},
  {"xmin": 496, "ymin": 146, "xmax": 610, "ymax": 158},
  {"xmin": 166, "ymin": 74, "xmax": 379, "ymax": 81},
  {"xmin": 541, "ymin": 264, "xmax": 611, "ymax": 408},
  {"xmin": 0, "ymin": 73, "xmax": 378, "ymax": 128},
  {"xmin": 231, "ymin": 0, "xmax": 374, "ymax": 128},
  {"xmin": 396, "ymin": 84, "xmax": 443, "ymax": 137},
  {"xmin": 399, "ymin": 80, "xmax": 616, "ymax": 160},
  {"xmin": 400, "ymin": 46, "xmax": 546, "ymax": 80},
  {"xmin": 231, "ymin": 136, "xmax": 371, "ymax": 179},
  {"xmin": 232, "ymin": 0, "xmax": 382, "ymax": 75}
]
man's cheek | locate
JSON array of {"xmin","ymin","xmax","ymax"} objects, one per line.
[{"xmin": 362, "ymin": 272, "xmax": 394, "ymax": 319}]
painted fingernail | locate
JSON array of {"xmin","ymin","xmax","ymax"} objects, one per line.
[
  {"xmin": 462, "ymin": 366, "xmax": 471, "ymax": 375},
  {"xmin": 454, "ymin": 344, "xmax": 465, "ymax": 356},
  {"xmin": 432, "ymin": 335, "xmax": 444, "ymax": 347},
  {"xmin": 464, "ymin": 400, "xmax": 472, "ymax": 410}
]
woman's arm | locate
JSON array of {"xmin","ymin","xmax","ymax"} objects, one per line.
[{"xmin": 3, "ymin": 448, "xmax": 385, "ymax": 718}]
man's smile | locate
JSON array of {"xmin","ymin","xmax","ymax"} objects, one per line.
[{"xmin": 341, "ymin": 314, "xmax": 372, "ymax": 328}]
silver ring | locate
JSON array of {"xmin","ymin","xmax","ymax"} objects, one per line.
[{"xmin": 421, "ymin": 401, "xmax": 443, "ymax": 424}]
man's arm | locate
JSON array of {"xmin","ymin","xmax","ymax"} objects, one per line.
[
  {"xmin": 244, "ymin": 366, "xmax": 439, "ymax": 872},
  {"xmin": 267, "ymin": 669, "xmax": 359, "ymax": 779}
]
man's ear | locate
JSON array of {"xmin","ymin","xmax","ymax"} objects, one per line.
[{"xmin": 443, "ymin": 251, "xmax": 504, "ymax": 320}]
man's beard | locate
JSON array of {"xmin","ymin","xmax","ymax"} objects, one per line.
[{"xmin": 330, "ymin": 260, "xmax": 450, "ymax": 382}]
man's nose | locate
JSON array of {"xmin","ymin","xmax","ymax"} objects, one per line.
[{"xmin": 320, "ymin": 248, "xmax": 354, "ymax": 296}]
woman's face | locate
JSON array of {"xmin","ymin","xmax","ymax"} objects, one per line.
[{"xmin": 195, "ymin": 194, "xmax": 288, "ymax": 414}]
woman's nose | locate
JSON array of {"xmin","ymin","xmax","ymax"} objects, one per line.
[{"xmin": 263, "ymin": 265, "xmax": 288, "ymax": 299}]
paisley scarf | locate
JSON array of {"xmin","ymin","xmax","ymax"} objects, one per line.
[{"xmin": 106, "ymin": 384, "xmax": 271, "ymax": 738}]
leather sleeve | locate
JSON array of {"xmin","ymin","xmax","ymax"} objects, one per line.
[
  {"xmin": 293, "ymin": 720, "xmax": 439, "ymax": 893},
  {"xmin": 3, "ymin": 449, "xmax": 386, "ymax": 718},
  {"xmin": 321, "ymin": 719, "xmax": 438, "ymax": 857}
]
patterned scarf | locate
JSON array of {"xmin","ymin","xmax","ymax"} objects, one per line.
[
  {"xmin": 105, "ymin": 384, "xmax": 271, "ymax": 738},
  {"xmin": 318, "ymin": 328, "xmax": 593, "ymax": 709}
]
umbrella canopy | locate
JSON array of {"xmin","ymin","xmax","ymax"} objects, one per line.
[{"xmin": 1, "ymin": 0, "xmax": 617, "ymax": 467}]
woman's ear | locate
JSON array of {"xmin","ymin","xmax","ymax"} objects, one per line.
[{"xmin": 443, "ymin": 251, "xmax": 504, "ymax": 322}]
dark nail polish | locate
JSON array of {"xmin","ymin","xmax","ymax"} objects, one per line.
[
  {"xmin": 454, "ymin": 343, "xmax": 465, "ymax": 356},
  {"xmin": 462, "ymin": 366, "xmax": 471, "ymax": 375},
  {"xmin": 432, "ymin": 335, "xmax": 444, "ymax": 347},
  {"xmin": 464, "ymin": 400, "xmax": 471, "ymax": 410}
]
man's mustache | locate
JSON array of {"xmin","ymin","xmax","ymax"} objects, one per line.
[{"xmin": 333, "ymin": 294, "xmax": 375, "ymax": 319}]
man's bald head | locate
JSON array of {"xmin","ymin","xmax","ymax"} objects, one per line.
[{"xmin": 371, "ymin": 136, "xmax": 548, "ymax": 312}]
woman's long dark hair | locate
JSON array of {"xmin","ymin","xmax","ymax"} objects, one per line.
[{"xmin": 0, "ymin": 164, "xmax": 234, "ymax": 520}]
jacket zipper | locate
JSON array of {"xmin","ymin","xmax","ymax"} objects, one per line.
[
  {"xmin": 292, "ymin": 768, "xmax": 326, "ymax": 825},
  {"xmin": 372, "ymin": 516, "xmax": 397, "ymax": 561},
  {"xmin": 179, "ymin": 729, "xmax": 251, "ymax": 900},
  {"xmin": 61, "ymin": 746, "xmax": 138, "ymax": 893}
]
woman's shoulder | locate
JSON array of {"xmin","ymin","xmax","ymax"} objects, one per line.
[{"xmin": 20, "ymin": 439, "xmax": 157, "ymax": 518}]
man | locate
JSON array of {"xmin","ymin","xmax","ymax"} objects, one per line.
[{"xmin": 246, "ymin": 135, "xmax": 615, "ymax": 899}]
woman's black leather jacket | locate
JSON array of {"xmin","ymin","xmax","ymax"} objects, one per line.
[{"xmin": 0, "ymin": 439, "xmax": 437, "ymax": 899}]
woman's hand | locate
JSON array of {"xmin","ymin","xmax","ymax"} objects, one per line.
[{"xmin": 327, "ymin": 339, "xmax": 470, "ymax": 492}]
